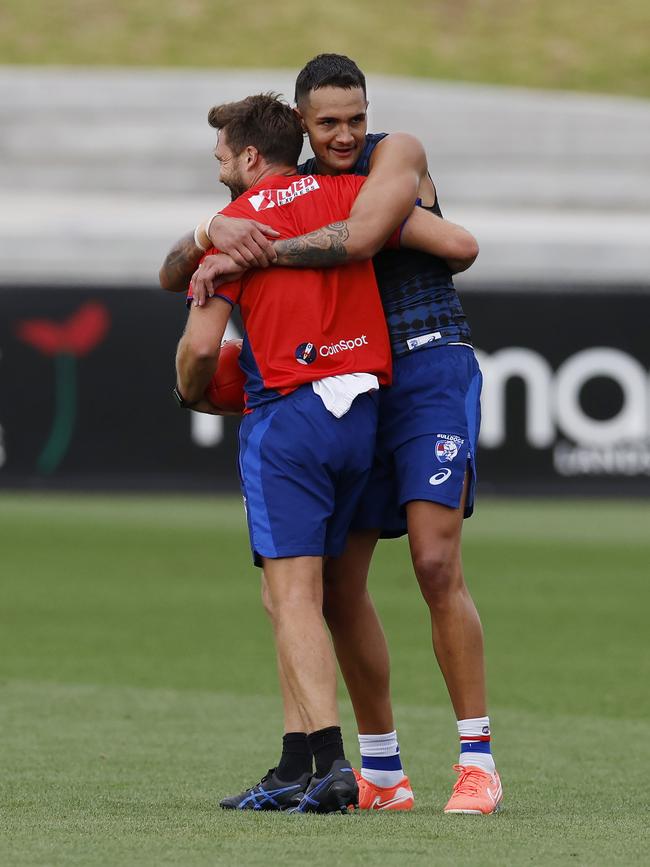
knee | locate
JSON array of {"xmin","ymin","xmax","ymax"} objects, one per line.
[
  {"xmin": 413, "ymin": 550, "xmax": 461, "ymax": 608},
  {"xmin": 263, "ymin": 578, "xmax": 323, "ymax": 625}
]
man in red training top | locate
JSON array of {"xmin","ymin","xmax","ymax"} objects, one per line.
[{"xmin": 174, "ymin": 93, "xmax": 402, "ymax": 814}]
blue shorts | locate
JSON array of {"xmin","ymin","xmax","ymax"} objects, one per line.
[
  {"xmin": 352, "ymin": 345, "xmax": 482, "ymax": 537},
  {"xmin": 238, "ymin": 384, "xmax": 379, "ymax": 565}
]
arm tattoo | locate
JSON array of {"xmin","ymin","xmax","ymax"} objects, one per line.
[
  {"xmin": 274, "ymin": 222, "xmax": 350, "ymax": 268},
  {"xmin": 160, "ymin": 231, "xmax": 203, "ymax": 292}
]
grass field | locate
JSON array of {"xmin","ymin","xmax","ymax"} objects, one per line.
[
  {"xmin": 1, "ymin": 493, "xmax": 649, "ymax": 866},
  {"xmin": 2, "ymin": 0, "xmax": 650, "ymax": 98}
]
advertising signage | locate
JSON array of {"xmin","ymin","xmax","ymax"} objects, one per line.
[
  {"xmin": 1, "ymin": 286, "xmax": 648, "ymax": 495},
  {"xmin": 466, "ymin": 289, "xmax": 650, "ymax": 493}
]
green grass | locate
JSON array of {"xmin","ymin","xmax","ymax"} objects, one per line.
[
  {"xmin": 1, "ymin": 493, "xmax": 649, "ymax": 866},
  {"xmin": 1, "ymin": 0, "xmax": 650, "ymax": 98}
]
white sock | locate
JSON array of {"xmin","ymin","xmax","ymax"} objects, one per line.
[
  {"xmin": 457, "ymin": 716, "xmax": 496, "ymax": 774},
  {"xmin": 358, "ymin": 730, "xmax": 405, "ymax": 788}
]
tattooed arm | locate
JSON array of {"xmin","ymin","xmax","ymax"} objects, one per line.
[
  {"xmin": 187, "ymin": 209, "xmax": 478, "ymax": 306},
  {"xmin": 272, "ymin": 209, "xmax": 478, "ymax": 274},
  {"xmin": 160, "ymin": 213, "xmax": 282, "ymax": 293},
  {"xmin": 272, "ymin": 134, "xmax": 425, "ymax": 268},
  {"xmin": 274, "ymin": 222, "xmax": 350, "ymax": 267},
  {"xmin": 159, "ymin": 230, "xmax": 205, "ymax": 293},
  {"xmin": 186, "ymin": 221, "xmax": 353, "ymax": 305}
]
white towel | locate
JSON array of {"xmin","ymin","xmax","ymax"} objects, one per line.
[{"xmin": 311, "ymin": 373, "xmax": 379, "ymax": 418}]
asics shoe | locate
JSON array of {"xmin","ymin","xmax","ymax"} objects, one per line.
[
  {"xmin": 220, "ymin": 767, "xmax": 310, "ymax": 811},
  {"xmin": 353, "ymin": 769, "xmax": 415, "ymax": 811},
  {"xmin": 444, "ymin": 764, "xmax": 503, "ymax": 814},
  {"xmin": 290, "ymin": 759, "xmax": 358, "ymax": 814}
]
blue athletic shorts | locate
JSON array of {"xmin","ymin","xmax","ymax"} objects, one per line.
[
  {"xmin": 352, "ymin": 345, "xmax": 482, "ymax": 537},
  {"xmin": 238, "ymin": 384, "xmax": 379, "ymax": 565}
]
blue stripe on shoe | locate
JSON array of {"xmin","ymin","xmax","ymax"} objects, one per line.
[
  {"xmin": 293, "ymin": 772, "xmax": 334, "ymax": 812},
  {"xmin": 238, "ymin": 783, "xmax": 302, "ymax": 810}
]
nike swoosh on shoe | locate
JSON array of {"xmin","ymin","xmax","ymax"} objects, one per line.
[{"xmin": 371, "ymin": 787, "xmax": 413, "ymax": 809}]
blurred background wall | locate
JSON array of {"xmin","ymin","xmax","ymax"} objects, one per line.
[{"xmin": 1, "ymin": 0, "xmax": 649, "ymax": 494}]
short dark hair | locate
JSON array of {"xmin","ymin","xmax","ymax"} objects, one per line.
[
  {"xmin": 294, "ymin": 54, "xmax": 367, "ymax": 106},
  {"xmin": 207, "ymin": 93, "xmax": 303, "ymax": 166}
]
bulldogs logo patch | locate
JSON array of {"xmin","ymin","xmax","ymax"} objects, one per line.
[{"xmin": 435, "ymin": 433, "xmax": 464, "ymax": 463}]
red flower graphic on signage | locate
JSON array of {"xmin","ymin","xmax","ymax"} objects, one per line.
[
  {"xmin": 16, "ymin": 303, "xmax": 110, "ymax": 474},
  {"xmin": 17, "ymin": 302, "xmax": 109, "ymax": 357}
]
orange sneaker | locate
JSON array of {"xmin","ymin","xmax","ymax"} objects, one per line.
[
  {"xmin": 444, "ymin": 764, "xmax": 503, "ymax": 814},
  {"xmin": 353, "ymin": 769, "xmax": 415, "ymax": 811}
]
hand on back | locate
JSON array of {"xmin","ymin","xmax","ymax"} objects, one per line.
[{"xmin": 190, "ymin": 253, "xmax": 245, "ymax": 307}]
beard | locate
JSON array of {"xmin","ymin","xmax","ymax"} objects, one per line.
[{"xmin": 222, "ymin": 170, "xmax": 247, "ymax": 201}]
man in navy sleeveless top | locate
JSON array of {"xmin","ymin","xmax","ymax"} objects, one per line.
[
  {"xmin": 286, "ymin": 58, "xmax": 500, "ymax": 815},
  {"xmin": 296, "ymin": 57, "xmax": 502, "ymax": 815}
]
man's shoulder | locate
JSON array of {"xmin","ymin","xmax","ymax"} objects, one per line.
[
  {"xmin": 370, "ymin": 131, "xmax": 425, "ymax": 157},
  {"xmin": 367, "ymin": 132, "xmax": 428, "ymax": 176}
]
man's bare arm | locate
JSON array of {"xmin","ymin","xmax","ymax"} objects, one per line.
[
  {"xmin": 272, "ymin": 133, "xmax": 426, "ymax": 267},
  {"xmin": 340, "ymin": 132, "xmax": 427, "ymax": 257},
  {"xmin": 159, "ymin": 216, "xmax": 281, "ymax": 294},
  {"xmin": 274, "ymin": 222, "xmax": 350, "ymax": 267},
  {"xmin": 188, "ymin": 208, "xmax": 478, "ymax": 306},
  {"xmin": 160, "ymin": 231, "xmax": 204, "ymax": 293},
  {"xmin": 399, "ymin": 207, "xmax": 479, "ymax": 274},
  {"xmin": 175, "ymin": 297, "xmax": 231, "ymax": 404},
  {"xmin": 273, "ymin": 208, "xmax": 478, "ymax": 273}
]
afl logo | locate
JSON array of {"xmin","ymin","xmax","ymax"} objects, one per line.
[
  {"xmin": 435, "ymin": 440, "xmax": 459, "ymax": 463},
  {"xmin": 295, "ymin": 342, "xmax": 317, "ymax": 365}
]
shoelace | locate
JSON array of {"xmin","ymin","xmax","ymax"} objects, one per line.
[
  {"xmin": 251, "ymin": 768, "xmax": 276, "ymax": 788},
  {"xmin": 451, "ymin": 764, "xmax": 486, "ymax": 796}
]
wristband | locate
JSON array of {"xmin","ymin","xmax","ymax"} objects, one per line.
[
  {"xmin": 193, "ymin": 223, "xmax": 209, "ymax": 252},
  {"xmin": 172, "ymin": 385, "xmax": 200, "ymax": 409},
  {"xmin": 205, "ymin": 213, "xmax": 222, "ymax": 244}
]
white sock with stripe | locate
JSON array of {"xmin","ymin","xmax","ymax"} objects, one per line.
[
  {"xmin": 358, "ymin": 730, "xmax": 405, "ymax": 788},
  {"xmin": 457, "ymin": 716, "xmax": 496, "ymax": 773}
]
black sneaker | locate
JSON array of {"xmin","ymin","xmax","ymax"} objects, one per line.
[
  {"xmin": 219, "ymin": 768, "xmax": 311, "ymax": 811},
  {"xmin": 289, "ymin": 759, "xmax": 358, "ymax": 814}
]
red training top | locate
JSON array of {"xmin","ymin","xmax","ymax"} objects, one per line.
[{"xmin": 202, "ymin": 173, "xmax": 392, "ymax": 408}]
